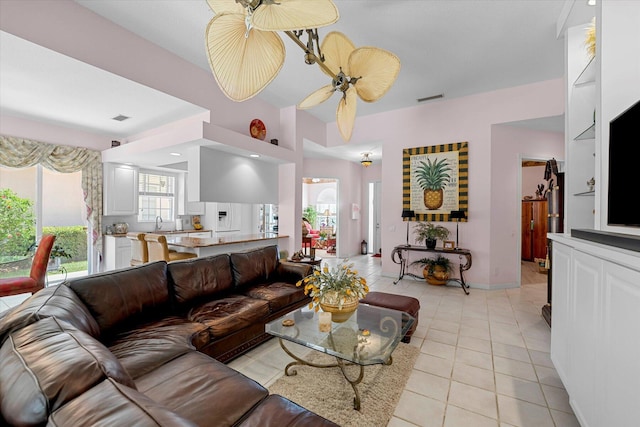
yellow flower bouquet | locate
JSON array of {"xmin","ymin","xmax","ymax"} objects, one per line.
[{"xmin": 296, "ymin": 260, "xmax": 369, "ymax": 316}]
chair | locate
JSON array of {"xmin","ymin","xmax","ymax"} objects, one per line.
[
  {"xmin": 0, "ymin": 234, "xmax": 56, "ymax": 297},
  {"xmin": 126, "ymin": 232, "xmax": 148, "ymax": 266},
  {"xmin": 144, "ymin": 233, "xmax": 197, "ymax": 262}
]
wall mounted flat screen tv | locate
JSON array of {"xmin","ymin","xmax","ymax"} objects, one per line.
[{"xmin": 607, "ymin": 99, "xmax": 640, "ymax": 227}]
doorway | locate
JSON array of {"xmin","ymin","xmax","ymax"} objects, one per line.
[
  {"xmin": 368, "ymin": 181, "xmax": 382, "ymax": 255},
  {"xmin": 519, "ymin": 158, "xmax": 552, "ymax": 286},
  {"xmin": 302, "ymin": 177, "xmax": 338, "ymax": 258}
]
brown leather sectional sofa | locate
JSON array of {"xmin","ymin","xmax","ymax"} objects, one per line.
[{"xmin": 0, "ymin": 245, "xmax": 337, "ymax": 426}]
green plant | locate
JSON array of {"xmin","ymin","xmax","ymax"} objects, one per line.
[
  {"xmin": 414, "ymin": 157, "xmax": 451, "ymax": 191},
  {"xmin": 413, "ymin": 222, "xmax": 450, "ymax": 245},
  {"xmin": 303, "ymin": 205, "xmax": 318, "ymax": 229},
  {"xmin": 43, "ymin": 226, "xmax": 87, "ymax": 261},
  {"xmin": 50, "ymin": 244, "xmax": 72, "ymax": 260},
  {"xmin": 0, "ymin": 189, "xmax": 35, "ymax": 257},
  {"xmin": 411, "ymin": 255, "xmax": 453, "ymax": 275},
  {"xmin": 296, "ymin": 260, "xmax": 369, "ymax": 311}
]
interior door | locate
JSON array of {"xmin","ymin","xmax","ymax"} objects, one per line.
[
  {"xmin": 532, "ymin": 200, "xmax": 548, "ymax": 259},
  {"xmin": 522, "ymin": 201, "xmax": 533, "ymax": 261}
]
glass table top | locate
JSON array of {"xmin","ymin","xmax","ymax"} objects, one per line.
[{"xmin": 265, "ymin": 304, "xmax": 415, "ymax": 366}]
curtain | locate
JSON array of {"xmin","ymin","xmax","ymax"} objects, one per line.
[{"xmin": 0, "ymin": 135, "xmax": 103, "ymax": 253}]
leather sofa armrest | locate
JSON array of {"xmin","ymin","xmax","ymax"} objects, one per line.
[{"xmin": 276, "ymin": 262, "xmax": 313, "ymax": 283}]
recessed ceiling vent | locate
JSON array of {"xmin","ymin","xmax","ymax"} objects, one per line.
[
  {"xmin": 112, "ymin": 114, "xmax": 130, "ymax": 122},
  {"xmin": 417, "ymin": 94, "xmax": 444, "ymax": 103}
]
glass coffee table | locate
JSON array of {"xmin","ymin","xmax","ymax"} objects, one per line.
[{"xmin": 265, "ymin": 304, "xmax": 415, "ymax": 410}]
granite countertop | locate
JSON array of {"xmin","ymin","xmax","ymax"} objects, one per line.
[{"xmin": 166, "ymin": 233, "xmax": 286, "ymax": 248}]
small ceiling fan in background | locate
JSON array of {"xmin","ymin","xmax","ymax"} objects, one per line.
[{"xmin": 205, "ymin": 0, "xmax": 400, "ymax": 142}]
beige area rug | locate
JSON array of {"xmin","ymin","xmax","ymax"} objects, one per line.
[{"xmin": 269, "ymin": 343, "xmax": 419, "ymax": 427}]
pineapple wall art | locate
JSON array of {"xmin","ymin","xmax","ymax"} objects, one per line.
[{"xmin": 403, "ymin": 142, "xmax": 469, "ymax": 222}]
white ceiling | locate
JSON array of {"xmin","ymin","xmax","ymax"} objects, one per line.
[{"xmin": 1, "ymin": 1, "xmax": 594, "ymax": 167}]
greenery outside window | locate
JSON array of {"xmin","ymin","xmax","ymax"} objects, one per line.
[{"xmin": 138, "ymin": 171, "xmax": 176, "ymax": 222}]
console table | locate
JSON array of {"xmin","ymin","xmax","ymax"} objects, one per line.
[{"xmin": 390, "ymin": 245, "xmax": 472, "ymax": 294}]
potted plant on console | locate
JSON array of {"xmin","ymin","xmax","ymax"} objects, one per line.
[
  {"xmin": 413, "ymin": 222, "xmax": 450, "ymax": 249},
  {"xmin": 411, "ymin": 255, "xmax": 453, "ymax": 286}
]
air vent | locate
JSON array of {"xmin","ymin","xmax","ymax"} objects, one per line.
[
  {"xmin": 112, "ymin": 114, "xmax": 130, "ymax": 122},
  {"xmin": 417, "ymin": 94, "xmax": 444, "ymax": 103}
]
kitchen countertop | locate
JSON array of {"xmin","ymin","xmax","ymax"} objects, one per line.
[
  {"xmin": 166, "ymin": 233, "xmax": 286, "ymax": 248},
  {"xmin": 104, "ymin": 229, "xmax": 211, "ymax": 237}
]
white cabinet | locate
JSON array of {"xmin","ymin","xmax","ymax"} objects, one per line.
[
  {"xmin": 104, "ymin": 163, "xmax": 138, "ymax": 216},
  {"xmin": 550, "ymin": 234, "xmax": 640, "ymax": 427},
  {"xmin": 103, "ymin": 236, "xmax": 131, "ymax": 271},
  {"xmin": 600, "ymin": 263, "xmax": 640, "ymax": 427},
  {"xmin": 187, "ymin": 202, "xmax": 205, "ymax": 215},
  {"xmin": 177, "ymin": 173, "xmax": 205, "ymax": 216}
]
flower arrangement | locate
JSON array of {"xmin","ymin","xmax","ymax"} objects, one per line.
[
  {"xmin": 585, "ymin": 17, "xmax": 596, "ymax": 59},
  {"xmin": 296, "ymin": 260, "xmax": 369, "ymax": 312}
]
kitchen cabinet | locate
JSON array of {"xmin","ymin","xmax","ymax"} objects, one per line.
[
  {"xmin": 103, "ymin": 235, "xmax": 131, "ymax": 271},
  {"xmin": 177, "ymin": 173, "xmax": 205, "ymax": 216},
  {"xmin": 521, "ymin": 200, "xmax": 547, "ymax": 261},
  {"xmin": 549, "ymin": 234, "xmax": 640, "ymax": 427},
  {"xmin": 103, "ymin": 163, "xmax": 138, "ymax": 216}
]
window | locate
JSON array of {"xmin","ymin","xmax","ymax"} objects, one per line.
[
  {"xmin": 0, "ymin": 165, "xmax": 87, "ymax": 282},
  {"xmin": 138, "ymin": 171, "xmax": 176, "ymax": 222}
]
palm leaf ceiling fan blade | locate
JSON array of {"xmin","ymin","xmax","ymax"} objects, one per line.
[
  {"xmin": 298, "ymin": 84, "xmax": 335, "ymax": 109},
  {"xmin": 320, "ymin": 31, "xmax": 355, "ymax": 78},
  {"xmin": 206, "ymin": 0, "xmax": 244, "ymax": 14},
  {"xmin": 349, "ymin": 47, "xmax": 401, "ymax": 103},
  {"xmin": 205, "ymin": 13, "xmax": 285, "ymax": 101},
  {"xmin": 252, "ymin": 0, "xmax": 339, "ymax": 31},
  {"xmin": 336, "ymin": 87, "xmax": 357, "ymax": 142}
]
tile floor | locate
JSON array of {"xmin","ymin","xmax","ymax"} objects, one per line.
[{"xmin": 0, "ymin": 255, "xmax": 579, "ymax": 427}]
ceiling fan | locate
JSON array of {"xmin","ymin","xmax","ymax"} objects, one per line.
[{"xmin": 205, "ymin": 0, "xmax": 400, "ymax": 142}]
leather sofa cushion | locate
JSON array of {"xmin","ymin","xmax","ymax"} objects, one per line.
[
  {"xmin": 243, "ymin": 282, "xmax": 309, "ymax": 312},
  {"xmin": 136, "ymin": 351, "xmax": 268, "ymax": 427},
  {"xmin": 230, "ymin": 245, "xmax": 279, "ymax": 288},
  {"xmin": 0, "ymin": 284, "xmax": 99, "ymax": 344},
  {"xmin": 0, "ymin": 317, "xmax": 135, "ymax": 426},
  {"xmin": 188, "ymin": 295, "xmax": 269, "ymax": 338},
  {"xmin": 167, "ymin": 254, "xmax": 233, "ymax": 306},
  {"xmin": 69, "ymin": 261, "xmax": 170, "ymax": 335},
  {"xmin": 239, "ymin": 394, "xmax": 339, "ymax": 427},
  {"xmin": 48, "ymin": 378, "xmax": 197, "ymax": 427},
  {"xmin": 108, "ymin": 316, "xmax": 209, "ymax": 379}
]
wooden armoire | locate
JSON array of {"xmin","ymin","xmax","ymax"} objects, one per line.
[{"xmin": 521, "ymin": 199, "xmax": 548, "ymax": 261}]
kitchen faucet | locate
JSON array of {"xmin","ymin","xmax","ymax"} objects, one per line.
[{"xmin": 155, "ymin": 216, "xmax": 163, "ymax": 231}]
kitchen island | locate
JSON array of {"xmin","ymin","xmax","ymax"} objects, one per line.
[{"xmin": 165, "ymin": 233, "xmax": 287, "ymax": 257}]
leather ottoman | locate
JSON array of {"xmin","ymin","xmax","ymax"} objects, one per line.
[{"xmin": 359, "ymin": 292, "xmax": 420, "ymax": 343}]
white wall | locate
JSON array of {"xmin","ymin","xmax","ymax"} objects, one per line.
[
  {"xmin": 522, "ymin": 165, "xmax": 547, "ymax": 199},
  {"xmin": 191, "ymin": 147, "xmax": 278, "ymax": 204},
  {"xmin": 598, "ymin": 1, "xmax": 640, "ymax": 236}
]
